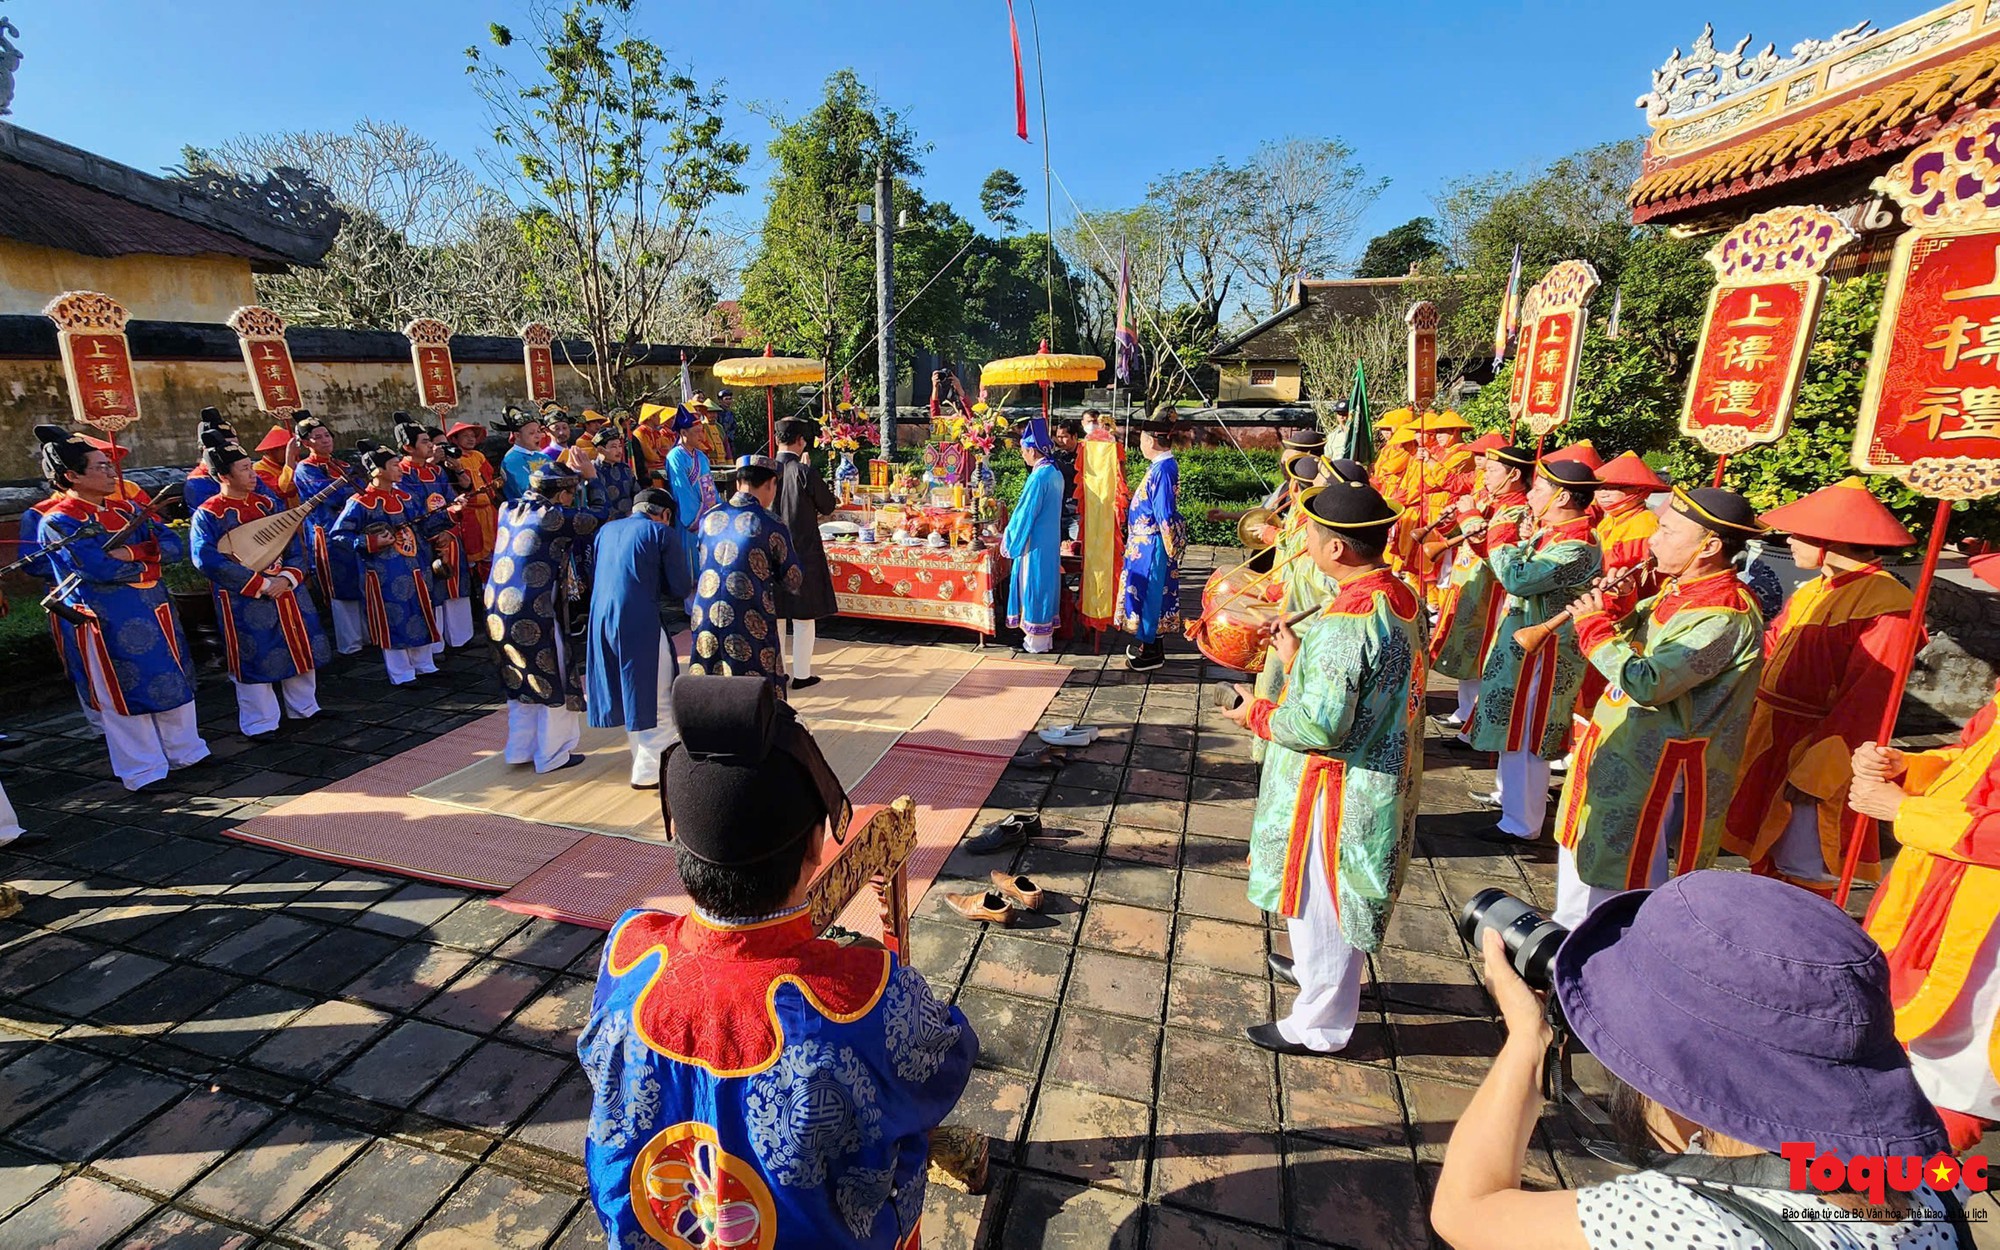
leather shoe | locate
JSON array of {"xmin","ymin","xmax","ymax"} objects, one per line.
[
  {"xmin": 945, "ymin": 890, "xmax": 1016, "ymax": 925},
  {"xmin": 966, "ymin": 813, "xmax": 1039, "ymax": 854},
  {"xmin": 988, "ymin": 871, "xmax": 1043, "ymax": 912},
  {"xmin": 1268, "ymin": 952, "xmax": 1297, "ymax": 986},
  {"xmin": 1245, "ymin": 1022, "xmax": 1321, "ymax": 1056},
  {"xmin": 791, "ymin": 676, "xmax": 822, "ymax": 690}
]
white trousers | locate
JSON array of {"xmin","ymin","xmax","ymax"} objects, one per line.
[
  {"xmin": 433, "ymin": 597, "xmax": 474, "ymax": 652},
  {"xmin": 1771, "ymin": 800, "xmax": 1835, "ymax": 884},
  {"xmin": 506, "ymin": 700, "xmax": 582, "ymax": 773},
  {"xmin": 781, "ymin": 619, "xmax": 818, "ymax": 681},
  {"xmin": 233, "ymin": 672, "xmax": 320, "ymax": 736},
  {"xmin": 77, "ymin": 690, "xmax": 103, "ymax": 737},
  {"xmin": 1277, "ymin": 823, "xmax": 1365, "ymax": 1052},
  {"xmin": 0, "ymin": 780, "xmax": 22, "ymax": 845},
  {"xmin": 330, "ymin": 599, "xmax": 367, "ymax": 655},
  {"xmin": 1553, "ymin": 786, "xmax": 1680, "ymax": 928},
  {"xmin": 1497, "ymin": 751, "xmax": 1550, "ymax": 838},
  {"xmin": 1023, "ymin": 632, "xmax": 1053, "ymax": 655},
  {"xmin": 82, "ymin": 639, "xmax": 207, "ymax": 791},
  {"xmin": 1908, "ymin": 915, "xmax": 2000, "ymax": 1119},
  {"xmin": 627, "ymin": 631, "xmax": 680, "ymax": 787},
  {"xmin": 382, "ymin": 646, "xmax": 439, "ymax": 686},
  {"xmin": 1454, "ymin": 677, "xmax": 1479, "ymax": 725}
]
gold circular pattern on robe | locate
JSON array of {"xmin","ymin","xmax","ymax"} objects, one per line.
[
  {"xmin": 511, "ymin": 619, "xmax": 542, "ymax": 648},
  {"xmin": 487, "ymin": 615, "xmax": 508, "ymax": 642},
  {"xmin": 539, "ymin": 509, "xmax": 566, "ymax": 532},
  {"xmin": 724, "ymin": 634, "xmax": 752, "ymax": 662},
  {"xmin": 537, "ymin": 648, "xmax": 558, "ymax": 674},
  {"xmin": 725, "ymin": 571, "xmax": 755, "ymax": 601},
  {"xmin": 714, "ymin": 539, "xmax": 739, "ymax": 568},
  {"xmin": 744, "ymin": 611, "xmax": 769, "ymax": 641},
  {"xmin": 490, "ymin": 556, "xmax": 516, "ymax": 584},
  {"xmin": 747, "ymin": 548, "xmax": 770, "ymax": 579},
  {"xmin": 689, "ymin": 603, "xmax": 705, "ymax": 629},
  {"xmin": 524, "ymin": 561, "xmax": 552, "ymax": 589},
  {"xmin": 708, "ymin": 599, "xmax": 736, "ymax": 629},
  {"xmin": 733, "ymin": 511, "xmax": 758, "ymax": 537},
  {"xmin": 769, "ymin": 533, "xmax": 789, "ymax": 562},
  {"xmin": 527, "ymin": 674, "xmax": 553, "ymax": 699},
  {"xmin": 698, "ymin": 569, "xmax": 721, "ymax": 599},
  {"xmin": 759, "ymin": 646, "xmax": 779, "ymax": 673},
  {"xmin": 504, "ymin": 643, "xmax": 528, "ymax": 668},
  {"xmin": 496, "ymin": 586, "xmax": 524, "ymax": 616},
  {"xmin": 533, "ymin": 591, "xmax": 556, "ymax": 619},
  {"xmin": 703, "ymin": 512, "xmax": 729, "ymax": 537},
  {"xmin": 502, "ymin": 667, "xmax": 523, "ymax": 690},
  {"xmin": 696, "ymin": 632, "xmax": 719, "ymax": 658},
  {"xmin": 511, "ymin": 529, "xmax": 538, "ymax": 558}
]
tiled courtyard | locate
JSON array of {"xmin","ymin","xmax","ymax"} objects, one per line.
[{"xmin": 0, "ymin": 544, "xmax": 1985, "ymax": 1249}]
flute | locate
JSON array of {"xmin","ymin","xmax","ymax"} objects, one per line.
[{"xmin": 1511, "ymin": 556, "xmax": 1658, "ymax": 654}]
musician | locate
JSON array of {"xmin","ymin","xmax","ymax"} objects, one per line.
[
  {"xmin": 1467, "ymin": 458, "xmax": 1602, "ymax": 842},
  {"xmin": 632, "ymin": 403, "xmax": 675, "ymax": 487},
  {"xmin": 586, "ymin": 490, "xmax": 692, "ymax": 788},
  {"xmin": 1381, "ymin": 414, "xmax": 1475, "ymax": 600},
  {"xmin": 395, "ymin": 420, "xmax": 474, "ymax": 651},
  {"xmin": 1431, "ymin": 442, "xmax": 1532, "ymax": 736},
  {"xmin": 772, "ymin": 418, "xmax": 839, "ymax": 690},
  {"xmin": 291, "ymin": 418, "xmax": 367, "ymax": 656},
  {"xmin": 1722, "ymin": 478, "xmax": 1915, "ymax": 895},
  {"xmin": 579, "ymin": 674, "xmax": 976, "ymax": 1248},
  {"xmin": 1117, "ymin": 418, "xmax": 1187, "ymax": 673},
  {"xmin": 1257, "ymin": 429, "xmax": 1324, "ymax": 515},
  {"xmin": 1370, "ymin": 408, "xmax": 1415, "ymax": 493},
  {"xmin": 189, "ymin": 436, "xmax": 329, "ymax": 737},
  {"xmin": 1592, "ymin": 452, "xmax": 1665, "ymax": 612},
  {"xmin": 590, "ymin": 432, "xmax": 639, "ymax": 520},
  {"xmin": 443, "ymin": 421, "xmax": 499, "ymax": 572},
  {"xmin": 185, "ymin": 409, "xmax": 283, "ymax": 514},
  {"xmin": 1002, "ymin": 419, "xmax": 1064, "ymax": 655},
  {"xmin": 1550, "ymin": 487, "xmax": 1766, "ymax": 926},
  {"xmin": 688, "ymin": 456, "xmax": 802, "ymax": 691},
  {"xmin": 486, "ymin": 465, "xmax": 600, "ymax": 772},
  {"xmin": 499, "ymin": 408, "xmax": 553, "ymax": 503},
  {"xmin": 34, "ymin": 425, "xmax": 210, "ymax": 790},
  {"xmin": 332, "ymin": 445, "xmax": 443, "ymax": 686},
  {"xmin": 1249, "ymin": 453, "xmax": 1336, "ymax": 763},
  {"xmin": 252, "ymin": 425, "xmax": 301, "ymax": 507},
  {"xmin": 1221, "ymin": 477, "xmax": 1423, "ymax": 1056}
]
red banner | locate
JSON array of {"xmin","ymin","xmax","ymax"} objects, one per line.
[
  {"xmin": 1682, "ymin": 282, "xmax": 1813, "ymax": 448},
  {"xmin": 227, "ymin": 305, "xmax": 304, "ymax": 416},
  {"xmin": 1857, "ymin": 229, "xmax": 2000, "ymax": 474},
  {"xmin": 404, "ymin": 318, "xmax": 459, "ymax": 416},
  {"xmin": 1507, "ymin": 299, "xmax": 1538, "ymax": 420},
  {"xmin": 43, "ymin": 291, "xmax": 141, "ymax": 432},
  {"xmin": 1406, "ymin": 301, "xmax": 1438, "ymax": 410},
  {"xmin": 521, "ymin": 322, "xmax": 556, "ymax": 405},
  {"xmin": 1522, "ymin": 308, "xmax": 1579, "ymax": 428}
]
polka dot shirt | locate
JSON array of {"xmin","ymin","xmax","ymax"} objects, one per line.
[{"xmin": 1577, "ymin": 1171, "xmax": 1964, "ymax": 1249}]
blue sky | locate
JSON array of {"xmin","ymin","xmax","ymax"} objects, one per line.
[{"xmin": 6, "ymin": 0, "xmax": 1864, "ymax": 259}]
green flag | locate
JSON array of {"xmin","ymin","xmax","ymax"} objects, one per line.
[{"xmin": 1335, "ymin": 360, "xmax": 1374, "ymax": 465}]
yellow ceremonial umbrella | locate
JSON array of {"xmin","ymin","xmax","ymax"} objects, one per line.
[
  {"xmin": 711, "ymin": 347, "xmax": 826, "ymax": 456},
  {"xmin": 980, "ymin": 340, "xmax": 1105, "ymax": 425}
]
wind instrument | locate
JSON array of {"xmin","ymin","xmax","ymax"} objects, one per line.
[{"xmin": 1511, "ymin": 556, "xmax": 1657, "ymax": 654}]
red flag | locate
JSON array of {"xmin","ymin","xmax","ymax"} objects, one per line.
[{"xmin": 1006, "ymin": 0, "xmax": 1029, "ymax": 141}]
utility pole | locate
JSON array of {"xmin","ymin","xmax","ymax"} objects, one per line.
[{"xmin": 874, "ymin": 154, "xmax": 896, "ymax": 451}]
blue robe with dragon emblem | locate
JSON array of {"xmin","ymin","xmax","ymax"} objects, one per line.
[{"xmin": 688, "ymin": 492, "xmax": 802, "ymax": 690}]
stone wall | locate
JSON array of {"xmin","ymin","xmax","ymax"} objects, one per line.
[
  {"xmin": 0, "ymin": 240, "xmax": 256, "ymax": 323},
  {"xmin": 1905, "ymin": 573, "xmax": 2000, "ymax": 734}
]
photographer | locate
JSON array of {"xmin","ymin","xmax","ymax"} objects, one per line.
[{"xmin": 1432, "ymin": 871, "xmax": 1967, "ymax": 1249}]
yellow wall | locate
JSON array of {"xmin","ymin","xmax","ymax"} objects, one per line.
[
  {"xmin": 0, "ymin": 240, "xmax": 258, "ymax": 323},
  {"xmin": 1216, "ymin": 360, "xmax": 1302, "ymax": 404}
]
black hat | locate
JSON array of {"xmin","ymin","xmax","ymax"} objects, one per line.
[
  {"xmin": 395, "ymin": 421, "xmax": 428, "ymax": 449},
  {"xmin": 358, "ymin": 445, "xmax": 400, "ymax": 475},
  {"xmin": 496, "ymin": 406, "xmax": 537, "ymax": 433},
  {"xmin": 528, "ymin": 464, "xmax": 579, "ymax": 494},
  {"xmin": 661, "ymin": 676, "xmax": 851, "ymax": 865},
  {"xmin": 1324, "ymin": 457, "xmax": 1370, "ymax": 485},
  {"xmin": 1302, "ymin": 477, "xmax": 1399, "ymax": 535},
  {"xmin": 201, "ymin": 439, "xmax": 250, "ymax": 476},
  {"xmin": 294, "ymin": 414, "xmax": 329, "ymax": 438},
  {"xmin": 1283, "ymin": 453, "xmax": 1323, "ymax": 485},
  {"xmin": 1536, "ymin": 458, "xmax": 1599, "ymax": 489},
  {"xmin": 289, "ymin": 408, "xmax": 313, "ymax": 425},
  {"xmin": 634, "ymin": 488, "xmax": 676, "ymax": 518},
  {"xmin": 1489, "ymin": 445, "xmax": 1536, "ymax": 472},
  {"xmin": 1671, "ymin": 486, "xmax": 1765, "ymax": 537},
  {"xmin": 1282, "ymin": 429, "xmax": 1326, "ymax": 453}
]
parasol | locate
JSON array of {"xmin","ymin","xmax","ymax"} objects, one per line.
[
  {"xmin": 712, "ymin": 348, "xmax": 825, "ymax": 456},
  {"xmin": 981, "ymin": 340, "xmax": 1105, "ymax": 424}
]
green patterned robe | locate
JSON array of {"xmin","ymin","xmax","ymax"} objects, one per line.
[
  {"xmin": 1553, "ymin": 569, "xmax": 1764, "ymax": 890},
  {"xmin": 1430, "ymin": 493, "xmax": 1531, "ymax": 680},
  {"xmin": 1250, "ymin": 508, "xmax": 1336, "ymax": 762},
  {"xmin": 1468, "ymin": 517, "xmax": 1602, "ymax": 759},
  {"xmin": 1245, "ymin": 567, "xmax": 1426, "ymax": 952}
]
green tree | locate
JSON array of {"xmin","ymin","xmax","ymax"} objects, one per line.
[
  {"xmin": 467, "ymin": 0, "xmax": 747, "ymax": 405},
  {"xmin": 980, "ymin": 168, "xmax": 1025, "ymax": 233},
  {"xmin": 1355, "ymin": 216, "xmax": 1441, "ymax": 278}
]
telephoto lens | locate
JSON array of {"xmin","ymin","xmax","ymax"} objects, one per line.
[{"xmin": 1458, "ymin": 888, "xmax": 1569, "ymax": 991}]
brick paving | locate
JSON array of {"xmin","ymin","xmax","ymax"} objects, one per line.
[{"xmin": 0, "ymin": 544, "xmax": 1992, "ymax": 1248}]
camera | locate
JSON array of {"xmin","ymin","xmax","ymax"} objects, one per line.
[{"xmin": 1458, "ymin": 888, "xmax": 1568, "ymax": 992}]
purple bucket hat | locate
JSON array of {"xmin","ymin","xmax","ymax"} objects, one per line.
[{"xmin": 1551, "ymin": 871, "xmax": 1946, "ymax": 1161}]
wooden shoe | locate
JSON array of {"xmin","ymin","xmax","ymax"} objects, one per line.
[
  {"xmin": 988, "ymin": 871, "xmax": 1043, "ymax": 912},
  {"xmin": 945, "ymin": 890, "xmax": 1016, "ymax": 925}
]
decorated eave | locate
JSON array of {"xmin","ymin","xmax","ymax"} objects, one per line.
[{"xmin": 1630, "ymin": 0, "xmax": 2000, "ymax": 228}]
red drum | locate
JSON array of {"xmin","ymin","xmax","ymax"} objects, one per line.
[{"xmin": 1187, "ymin": 567, "xmax": 1280, "ymax": 673}]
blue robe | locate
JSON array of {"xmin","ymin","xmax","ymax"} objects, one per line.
[
  {"xmin": 1115, "ymin": 453, "xmax": 1187, "ymax": 643},
  {"xmin": 501, "ymin": 444, "xmax": 554, "ymax": 502},
  {"xmin": 586, "ymin": 515, "xmax": 691, "ymax": 732},
  {"xmin": 688, "ymin": 492, "xmax": 802, "ymax": 689},
  {"xmin": 485, "ymin": 493, "xmax": 599, "ymax": 708},
  {"xmin": 1002, "ymin": 460, "xmax": 1063, "ymax": 645},
  {"xmin": 331, "ymin": 488, "xmax": 441, "ymax": 651},
  {"xmin": 185, "ymin": 468, "xmax": 286, "ymax": 517},
  {"xmin": 38, "ymin": 495, "xmax": 197, "ymax": 716},
  {"xmin": 397, "ymin": 459, "xmax": 471, "ymax": 601},
  {"xmin": 594, "ymin": 460, "xmax": 639, "ymax": 520},
  {"xmin": 291, "ymin": 454, "xmax": 363, "ymax": 602},
  {"xmin": 664, "ymin": 444, "xmax": 717, "ymax": 581},
  {"xmin": 22, "ymin": 498, "xmax": 92, "ymax": 696},
  {"xmin": 189, "ymin": 494, "xmax": 330, "ymax": 684},
  {"xmin": 580, "ymin": 907, "xmax": 976, "ymax": 1250}
]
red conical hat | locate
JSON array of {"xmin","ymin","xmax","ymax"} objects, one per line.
[
  {"xmin": 1972, "ymin": 552, "xmax": 2000, "ymax": 591},
  {"xmin": 1544, "ymin": 439, "xmax": 1602, "ymax": 470},
  {"xmin": 254, "ymin": 426, "xmax": 293, "ymax": 453},
  {"xmin": 1597, "ymin": 451, "xmax": 1666, "ymax": 491},
  {"xmin": 1758, "ymin": 477, "xmax": 1913, "ymax": 548},
  {"xmin": 1465, "ymin": 432, "xmax": 1508, "ymax": 455}
]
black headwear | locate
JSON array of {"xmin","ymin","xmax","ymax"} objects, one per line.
[
  {"xmin": 1536, "ymin": 459, "xmax": 1600, "ymax": 490},
  {"xmin": 661, "ymin": 676, "xmax": 851, "ymax": 864},
  {"xmin": 1282, "ymin": 429, "xmax": 1327, "ymax": 453},
  {"xmin": 201, "ymin": 437, "xmax": 250, "ymax": 476},
  {"xmin": 633, "ymin": 488, "xmax": 677, "ymax": 520},
  {"xmin": 395, "ymin": 420, "xmax": 428, "ymax": 449},
  {"xmin": 294, "ymin": 414, "xmax": 329, "ymax": 439},
  {"xmin": 35, "ymin": 424, "xmax": 90, "ymax": 486},
  {"xmin": 1489, "ymin": 445, "xmax": 1536, "ymax": 472},
  {"xmin": 496, "ymin": 406, "xmax": 536, "ymax": 433},
  {"xmin": 528, "ymin": 464, "xmax": 579, "ymax": 495},
  {"xmin": 358, "ymin": 445, "xmax": 400, "ymax": 476},
  {"xmin": 1323, "ymin": 457, "xmax": 1370, "ymax": 485},
  {"xmin": 1302, "ymin": 477, "xmax": 1399, "ymax": 537},
  {"xmin": 1671, "ymin": 486, "xmax": 1766, "ymax": 537},
  {"xmin": 776, "ymin": 417, "xmax": 814, "ymax": 446},
  {"xmin": 1283, "ymin": 453, "xmax": 1324, "ymax": 485}
]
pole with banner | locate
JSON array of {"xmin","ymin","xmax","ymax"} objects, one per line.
[
  {"xmin": 1406, "ymin": 301, "xmax": 1438, "ymax": 412},
  {"xmin": 226, "ymin": 306, "xmax": 305, "ymax": 421},
  {"xmin": 1679, "ymin": 207, "xmax": 1857, "ymax": 487},
  {"xmin": 1519, "ymin": 261, "xmax": 1599, "ymax": 459},
  {"xmin": 404, "ymin": 318, "xmax": 459, "ymax": 419},
  {"xmin": 520, "ymin": 323, "xmax": 556, "ymax": 408},
  {"xmin": 43, "ymin": 291, "xmax": 142, "ymax": 494},
  {"xmin": 1506, "ymin": 289, "xmax": 1541, "ymax": 444},
  {"xmin": 1836, "ymin": 109, "xmax": 2000, "ymax": 904}
]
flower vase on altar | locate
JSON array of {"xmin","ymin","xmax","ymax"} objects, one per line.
[{"xmin": 835, "ymin": 451, "xmax": 859, "ymax": 498}]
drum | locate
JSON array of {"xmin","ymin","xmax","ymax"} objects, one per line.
[{"xmin": 1187, "ymin": 567, "xmax": 1280, "ymax": 673}]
